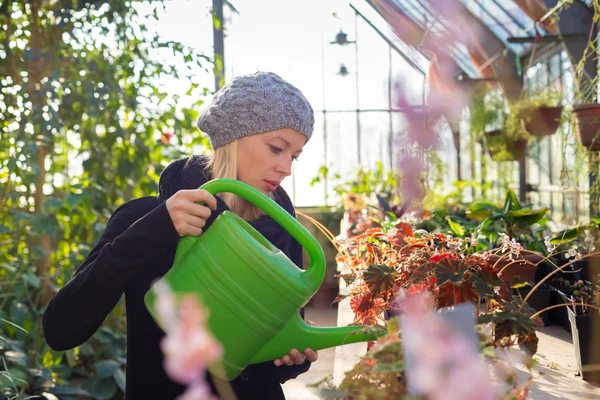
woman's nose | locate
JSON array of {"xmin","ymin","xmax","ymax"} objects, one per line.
[{"xmin": 276, "ymin": 158, "xmax": 292, "ymax": 177}]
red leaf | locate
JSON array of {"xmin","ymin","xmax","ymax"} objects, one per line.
[
  {"xmin": 350, "ymin": 294, "xmax": 373, "ymax": 320},
  {"xmin": 437, "ymin": 280, "xmax": 478, "ymax": 308},
  {"xmin": 430, "ymin": 253, "xmax": 459, "ymax": 263},
  {"xmin": 395, "ymin": 222, "xmax": 414, "ymax": 237}
]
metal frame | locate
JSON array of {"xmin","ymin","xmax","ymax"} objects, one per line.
[{"xmin": 310, "ymin": 2, "xmax": 428, "ymax": 205}]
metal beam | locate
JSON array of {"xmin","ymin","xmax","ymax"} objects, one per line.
[
  {"xmin": 507, "ymin": 33, "xmax": 588, "ymax": 43},
  {"xmin": 350, "ymin": 3, "xmax": 426, "ymax": 75},
  {"xmin": 364, "ymin": 0, "xmax": 465, "ymax": 78},
  {"xmin": 212, "ymin": 0, "xmax": 225, "ymax": 91},
  {"xmin": 447, "ymin": 0, "xmax": 522, "ymax": 99},
  {"xmin": 541, "ymin": 0, "xmax": 596, "ymax": 93},
  {"xmin": 540, "ymin": 1, "xmax": 598, "ymax": 217}
]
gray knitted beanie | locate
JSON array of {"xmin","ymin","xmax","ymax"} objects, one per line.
[{"xmin": 196, "ymin": 71, "xmax": 314, "ymax": 149}]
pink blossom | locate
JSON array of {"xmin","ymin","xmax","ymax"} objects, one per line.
[
  {"xmin": 176, "ymin": 380, "xmax": 217, "ymax": 400},
  {"xmin": 154, "ymin": 281, "xmax": 223, "ymax": 400},
  {"xmin": 398, "ymin": 290, "xmax": 499, "ymax": 400}
]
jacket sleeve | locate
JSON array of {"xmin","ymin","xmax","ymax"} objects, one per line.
[{"xmin": 42, "ymin": 198, "xmax": 180, "ymax": 351}]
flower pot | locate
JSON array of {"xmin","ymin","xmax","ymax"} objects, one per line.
[
  {"xmin": 521, "ymin": 106, "xmax": 563, "ymax": 137},
  {"xmin": 487, "ymin": 251, "xmax": 543, "ymax": 301},
  {"xmin": 484, "ymin": 130, "xmax": 527, "ymax": 161},
  {"xmin": 573, "ymin": 104, "xmax": 600, "ymax": 151},
  {"xmin": 567, "ymin": 305, "xmax": 600, "ymax": 385},
  {"xmin": 552, "ymin": 287, "xmax": 572, "ymax": 334},
  {"xmin": 514, "ymin": 283, "xmax": 553, "ymax": 326}
]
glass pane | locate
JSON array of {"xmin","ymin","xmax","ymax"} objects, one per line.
[
  {"xmin": 284, "ymin": 112, "xmax": 326, "ymax": 207},
  {"xmin": 435, "ymin": 122, "xmax": 458, "ymax": 183},
  {"xmin": 322, "ymin": 20, "xmax": 357, "ymax": 111},
  {"xmin": 356, "ymin": 18, "xmax": 390, "ymax": 110},
  {"xmin": 391, "ymin": 51, "xmax": 425, "ymax": 106},
  {"xmin": 359, "ymin": 112, "xmax": 392, "ymax": 170},
  {"xmin": 324, "ymin": 112, "xmax": 359, "ymax": 203},
  {"xmin": 460, "ymin": 0, "xmax": 532, "ymax": 53}
]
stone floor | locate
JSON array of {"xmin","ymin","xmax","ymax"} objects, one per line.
[{"xmin": 281, "ymin": 306, "xmax": 600, "ymax": 400}]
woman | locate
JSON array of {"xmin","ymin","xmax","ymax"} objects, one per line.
[{"xmin": 43, "ymin": 71, "xmax": 319, "ymax": 399}]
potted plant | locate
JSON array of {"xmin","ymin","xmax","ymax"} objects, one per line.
[
  {"xmin": 564, "ymin": 276, "xmax": 600, "ymax": 384},
  {"xmin": 573, "ymin": 104, "xmax": 600, "ymax": 151},
  {"xmin": 481, "ymin": 98, "xmax": 532, "ymax": 161},
  {"xmin": 512, "ymin": 90, "xmax": 564, "ymax": 137},
  {"xmin": 323, "ymin": 220, "xmax": 538, "ymax": 399},
  {"xmin": 569, "ymin": 2, "xmax": 600, "ymax": 151},
  {"xmin": 468, "ymin": 189, "xmax": 548, "ymax": 299},
  {"xmin": 469, "ymin": 85, "xmax": 528, "ymax": 162},
  {"xmin": 513, "ymin": 282, "xmax": 553, "ymax": 326}
]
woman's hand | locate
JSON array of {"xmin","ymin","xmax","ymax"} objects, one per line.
[
  {"xmin": 273, "ymin": 348, "xmax": 318, "ymax": 367},
  {"xmin": 273, "ymin": 320, "xmax": 319, "ymax": 367},
  {"xmin": 166, "ymin": 189, "xmax": 218, "ymax": 237}
]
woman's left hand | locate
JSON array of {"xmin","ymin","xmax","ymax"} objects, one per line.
[{"xmin": 274, "ymin": 320, "xmax": 319, "ymax": 367}]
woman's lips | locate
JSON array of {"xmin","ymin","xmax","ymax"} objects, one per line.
[{"xmin": 264, "ymin": 180, "xmax": 279, "ymax": 192}]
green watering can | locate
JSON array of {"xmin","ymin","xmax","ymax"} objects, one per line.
[{"xmin": 144, "ymin": 178, "xmax": 378, "ymax": 381}]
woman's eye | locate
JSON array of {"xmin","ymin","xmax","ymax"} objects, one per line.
[{"xmin": 270, "ymin": 145, "xmax": 282, "ymax": 154}]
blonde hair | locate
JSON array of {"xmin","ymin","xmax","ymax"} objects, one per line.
[{"xmin": 207, "ymin": 140, "xmax": 270, "ymax": 221}]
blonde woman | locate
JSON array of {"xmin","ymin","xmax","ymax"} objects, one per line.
[{"xmin": 43, "ymin": 71, "xmax": 319, "ymax": 400}]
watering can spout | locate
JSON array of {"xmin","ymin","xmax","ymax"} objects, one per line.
[{"xmin": 249, "ymin": 313, "xmax": 381, "ymax": 365}]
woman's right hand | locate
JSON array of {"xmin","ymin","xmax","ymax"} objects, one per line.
[{"xmin": 165, "ymin": 189, "xmax": 218, "ymax": 237}]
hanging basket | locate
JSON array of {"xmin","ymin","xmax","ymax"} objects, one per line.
[
  {"xmin": 573, "ymin": 104, "xmax": 600, "ymax": 151},
  {"xmin": 485, "ymin": 130, "xmax": 527, "ymax": 161},
  {"xmin": 521, "ymin": 106, "xmax": 563, "ymax": 137}
]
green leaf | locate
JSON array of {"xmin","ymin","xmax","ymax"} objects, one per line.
[
  {"xmin": 49, "ymin": 386, "xmax": 92, "ymax": 397},
  {"xmin": 507, "ymin": 208, "xmax": 548, "ymax": 225},
  {"xmin": 94, "ymin": 360, "xmax": 120, "ymax": 378},
  {"xmin": 4, "ymin": 351, "xmax": 28, "ymax": 367},
  {"xmin": 446, "ymin": 217, "xmax": 466, "ymax": 237},
  {"xmin": 65, "ymin": 348, "xmax": 78, "ymax": 368},
  {"xmin": 42, "ymin": 351, "xmax": 60, "ymax": 368},
  {"xmin": 512, "ymin": 282, "xmax": 530, "ymax": 289},
  {"xmin": 0, "ymin": 317, "xmax": 28, "ymax": 334},
  {"xmin": 83, "ymin": 378, "xmax": 117, "ymax": 400},
  {"xmin": 0, "ymin": 225, "xmax": 9, "ymax": 234},
  {"xmin": 503, "ymin": 189, "xmax": 521, "ymax": 212},
  {"xmin": 65, "ymin": 192, "xmax": 84, "ymax": 210},
  {"xmin": 42, "ymin": 198, "xmax": 64, "ymax": 213},
  {"xmin": 23, "ymin": 272, "xmax": 41, "ymax": 289},
  {"xmin": 113, "ymin": 368, "xmax": 126, "ymax": 393},
  {"xmin": 550, "ymin": 228, "xmax": 581, "ymax": 245},
  {"xmin": 0, "ymin": 366, "xmax": 28, "ymax": 389},
  {"xmin": 469, "ymin": 201, "xmax": 502, "ymax": 215}
]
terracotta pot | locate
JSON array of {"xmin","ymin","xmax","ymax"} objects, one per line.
[
  {"xmin": 510, "ymin": 138, "xmax": 528, "ymax": 159},
  {"xmin": 573, "ymin": 104, "xmax": 600, "ymax": 151},
  {"xmin": 487, "ymin": 250, "xmax": 544, "ymax": 301},
  {"xmin": 521, "ymin": 106, "xmax": 563, "ymax": 137},
  {"xmin": 484, "ymin": 130, "xmax": 527, "ymax": 161}
]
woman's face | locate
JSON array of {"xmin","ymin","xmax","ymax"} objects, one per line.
[{"xmin": 237, "ymin": 128, "xmax": 306, "ymax": 194}]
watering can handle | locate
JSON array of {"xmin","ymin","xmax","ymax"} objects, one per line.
[{"xmin": 198, "ymin": 178, "xmax": 326, "ymax": 290}]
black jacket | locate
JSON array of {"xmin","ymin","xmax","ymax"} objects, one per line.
[{"xmin": 42, "ymin": 155, "xmax": 311, "ymax": 399}]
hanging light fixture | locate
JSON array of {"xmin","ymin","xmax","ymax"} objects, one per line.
[
  {"xmin": 337, "ymin": 64, "xmax": 349, "ymax": 77},
  {"xmin": 331, "ymin": 29, "xmax": 355, "ymax": 45}
]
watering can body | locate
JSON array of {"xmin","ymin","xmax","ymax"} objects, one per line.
[{"xmin": 144, "ymin": 178, "xmax": 378, "ymax": 381}]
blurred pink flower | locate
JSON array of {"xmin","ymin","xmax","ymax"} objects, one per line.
[
  {"xmin": 154, "ymin": 281, "xmax": 222, "ymax": 400},
  {"xmin": 399, "ymin": 290, "xmax": 499, "ymax": 400}
]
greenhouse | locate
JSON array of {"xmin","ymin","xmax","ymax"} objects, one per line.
[{"xmin": 2, "ymin": 0, "xmax": 600, "ymax": 399}]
